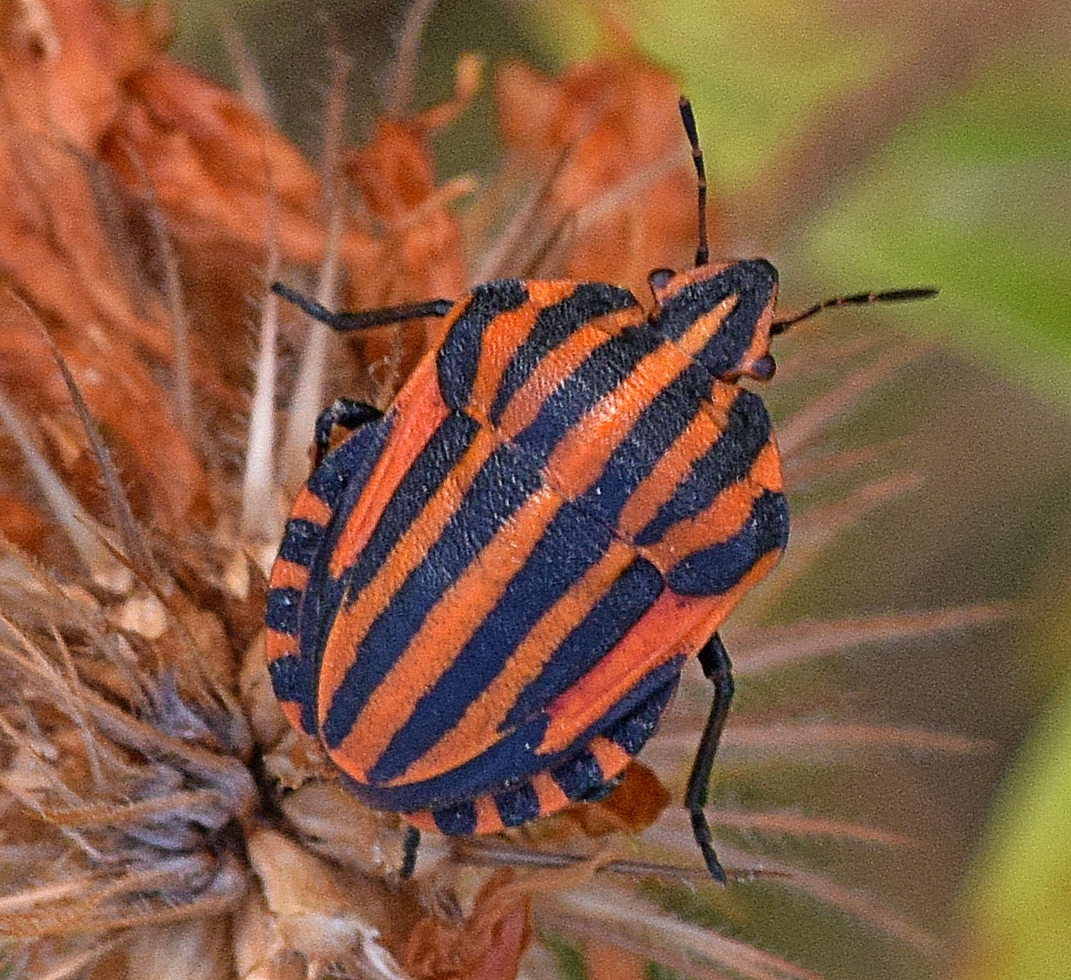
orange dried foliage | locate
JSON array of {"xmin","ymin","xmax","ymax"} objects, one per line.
[
  {"xmin": 104, "ymin": 60, "xmax": 352, "ymax": 268},
  {"xmin": 585, "ymin": 942, "xmax": 649, "ymax": 980},
  {"xmin": 101, "ymin": 54, "xmax": 380, "ymax": 389},
  {"xmin": 340, "ymin": 58, "xmax": 477, "ymax": 384},
  {"xmin": 560, "ymin": 761, "xmax": 672, "ymax": 839},
  {"xmin": 0, "ymin": 0, "xmax": 476, "ymax": 550},
  {"xmin": 402, "ymin": 870, "xmax": 533, "ymax": 980},
  {"xmin": 0, "ymin": 492, "xmax": 50, "ymax": 552},
  {"xmin": 0, "ymin": 1, "xmax": 218, "ymax": 537},
  {"xmin": 347, "ymin": 117, "xmax": 463, "ymax": 298},
  {"xmin": 344, "ymin": 54, "xmax": 477, "ymax": 305},
  {"xmin": 494, "ymin": 55, "xmax": 717, "ymax": 298}
]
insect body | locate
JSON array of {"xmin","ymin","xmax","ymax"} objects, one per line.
[{"xmin": 265, "ymin": 99, "xmax": 935, "ymax": 880}]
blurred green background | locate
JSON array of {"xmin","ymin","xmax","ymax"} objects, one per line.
[{"xmin": 171, "ymin": 1, "xmax": 1071, "ymax": 977}]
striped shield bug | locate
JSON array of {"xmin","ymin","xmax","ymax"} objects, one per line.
[{"xmin": 265, "ymin": 96, "xmax": 937, "ymax": 880}]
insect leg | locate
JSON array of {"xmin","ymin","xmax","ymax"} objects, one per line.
[
  {"xmin": 400, "ymin": 825, "xmax": 421, "ymax": 879},
  {"xmin": 684, "ymin": 631, "xmax": 735, "ymax": 883},
  {"xmin": 313, "ymin": 399, "xmax": 383, "ymax": 467}
]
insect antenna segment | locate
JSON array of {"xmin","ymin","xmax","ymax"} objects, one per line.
[
  {"xmin": 771, "ymin": 287, "xmax": 939, "ymax": 335},
  {"xmin": 678, "ymin": 96, "xmax": 710, "ymax": 268}
]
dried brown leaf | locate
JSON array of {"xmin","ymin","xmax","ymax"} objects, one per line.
[
  {"xmin": 492, "ymin": 54, "xmax": 713, "ymax": 295},
  {"xmin": 401, "ymin": 870, "xmax": 532, "ymax": 980}
]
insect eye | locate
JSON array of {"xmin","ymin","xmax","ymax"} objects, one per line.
[
  {"xmin": 749, "ymin": 355, "xmax": 776, "ymax": 381},
  {"xmin": 648, "ymin": 268, "xmax": 675, "ymax": 292}
]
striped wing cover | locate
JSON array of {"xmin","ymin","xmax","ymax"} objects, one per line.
[{"xmin": 266, "ymin": 263, "xmax": 788, "ymax": 834}]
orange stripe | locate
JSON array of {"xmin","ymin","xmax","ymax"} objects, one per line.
[
  {"xmin": 328, "ymin": 357, "xmax": 447, "ymax": 578},
  {"xmin": 749, "ymin": 435, "xmax": 783, "ymax": 491},
  {"xmin": 395, "ymin": 541, "xmax": 636, "ymax": 785},
  {"xmin": 651, "ymin": 263, "xmax": 778, "ymax": 379},
  {"xmin": 651, "ymin": 261, "xmax": 734, "ymax": 304},
  {"xmin": 401, "ymin": 810, "xmax": 438, "ymax": 833},
  {"xmin": 617, "ymin": 382, "xmax": 737, "ymax": 539},
  {"xmin": 542, "ymin": 340, "xmax": 692, "ymax": 498},
  {"xmin": 316, "ymin": 428, "xmax": 503, "ymax": 741},
  {"xmin": 736, "ymin": 289, "xmax": 777, "ymax": 378},
  {"xmin": 489, "ymin": 299, "xmax": 645, "ymax": 441},
  {"xmin": 531, "ymin": 770, "xmax": 571, "ymax": 817},
  {"xmin": 673, "ymin": 295, "xmax": 736, "ymax": 359},
  {"xmin": 495, "ymin": 322, "xmax": 610, "ymax": 439},
  {"xmin": 264, "ymin": 627, "xmax": 298, "ymax": 664},
  {"xmin": 403, "ymin": 794, "xmax": 508, "ymax": 835},
  {"xmin": 588, "ymin": 736, "xmax": 632, "ymax": 782},
  {"xmin": 472, "ymin": 795, "xmax": 506, "ymax": 834},
  {"xmin": 280, "ymin": 702, "xmax": 304, "ymax": 732},
  {"xmin": 268, "ymin": 558, "xmax": 309, "ymax": 592},
  {"xmin": 538, "ymin": 549, "xmax": 782, "ymax": 755},
  {"xmin": 333, "ymin": 484, "xmax": 564, "ymax": 780},
  {"xmin": 640, "ymin": 442, "xmax": 780, "ymax": 573},
  {"xmin": 289, "ymin": 488, "xmax": 333, "ymax": 526},
  {"xmin": 737, "ymin": 315, "xmax": 774, "ymax": 377},
  {"xmin": 583, "ymin": 303, "xmax": 651, "ymax": 340},
  {"xmin": 467, "ymin": 281, "xmax": 575, "ymax": 414}
]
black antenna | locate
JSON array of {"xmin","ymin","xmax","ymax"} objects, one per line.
[
  {"xmin": 678, "ymin": 97, "xmax": 709, "ymax": 268},
  {"xmin": 771, "ymin": 287, "xmax": 939, "ymax": 336},
  {"xmin": 271, "ymin": 282, "xmax": 453, "ymax": 332}
]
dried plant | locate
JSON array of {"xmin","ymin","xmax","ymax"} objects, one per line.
[{"xmin": 0, "ymin": 2, "xmax": 1004, "ymax": 979}]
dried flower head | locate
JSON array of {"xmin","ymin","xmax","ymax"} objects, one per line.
[{"xmin": 0, "ymin": 2, "xmax": 1004, "ymax": 979}]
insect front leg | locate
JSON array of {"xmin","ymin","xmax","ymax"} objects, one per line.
[
  {"xmin": 313, "ymin": 399, "xmax": 383, "ymax": 468},
  {"xmin": 684, "ymin": 631, "xmax": 735, "ymax": 883}
]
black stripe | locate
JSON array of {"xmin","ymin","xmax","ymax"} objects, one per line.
[
  {"xmin": 503, "ymin": 556, "xmax": 665, "ymax": 730},
  {"xmin": 337, "ymin": 411, "xmax": 480, "ymax": 602},
  {"xmin": 655, "ymin": 259, "xmax": 776, "ymax": 378},
  {"xmin": 305, "ymin": 412, "xmax": 391, "ymax": 509},
  {"xmin": 274, "ymin": 409, "xmax": 390, "ymax": 613},
  {"xmin": 436, "ymin": 280, "xmax": 528, "ymax": 410},
  {"xmin": 550, "ymin": 748, "xmax": 605, "ymax": 801},
  {"xmin": 322, "ymin": 440, "xmax": 544, "ymax": 751},
  {"xmin": 278, "ymin": 518, "xmax": 325, "ymax": 567},
  {"xmin": 572, "ymin": 361, "xmax": 709, "ymax": 531},
  {"xmin": 279, "ymin": 415, "xmax": 394, "ymax": 736},
  {"xmin": 511, "ymin": 326, "xmax": 664, "ymax": 460},
  {"xmin": 666, "ymin": 489, "xmax": 789, "ymax": 596},
  {"xmin": 634, "ymin": 388, "xmax": 772, "ymax": 547},
  {"xmin": 267, "ymin": 654, "xmax": 306, "ymax": 709},
  {"xmin": 494, "ymin": 782, "xmax": 541, "ymax": 827},
  {"xmin": 488, "ymin": 283, "xmax": 640, "ymax": 424},
  {"xmin": 432, "ymin": 800, "xmax": 478, "ymax": 835},
  {"xmin": 605, "ymin": 658, "xmax": 682, "ymax": 754},
  {"xmin": 265, "ymin": 587, "xmax": 302, "ymax": 636},
  {"xmin": 367, "ymin": 499, "xmax": 614, "ymax": 783}
]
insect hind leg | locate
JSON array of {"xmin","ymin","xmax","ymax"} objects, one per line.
[
  {"xmin": 684, "ymin": 631, "xmax": 735, "ymax": 883},
  {"xmin": 400, "ymin": 825, "xmax": 421, "ymax": 878}
]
